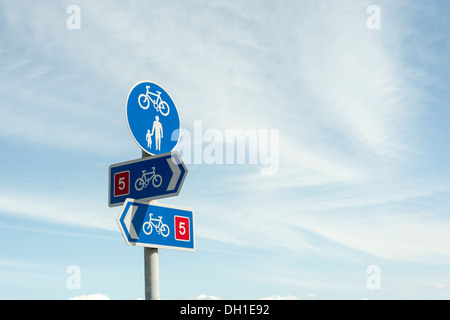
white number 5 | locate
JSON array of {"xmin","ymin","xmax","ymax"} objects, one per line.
[
  {"xmin": 118, "ymin": 177, "xmax": 126, "ymax": 190},
  {"xmin": 178, "ymin": 221, "xmax": 186, "ymax": 235}
]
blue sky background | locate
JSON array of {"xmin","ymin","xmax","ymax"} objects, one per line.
[{"xmin": 0, "ymin": 0, "xmax": 450, "ymax": 299}]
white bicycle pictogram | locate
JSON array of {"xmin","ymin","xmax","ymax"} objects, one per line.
[
  {"xmin": 142, "ymin": 213, "xmax": 170, "ymax": 237},
  {"xmin": 135, "ymin": 167, "xmax": 163, "ymax": 191},
  {"xmin": 138, "ymin": 85, "xmax": 170, "ymax": 116}
]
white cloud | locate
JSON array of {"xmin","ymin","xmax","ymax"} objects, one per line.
[
  {"xmin": 195, "ymin": 294, "xmax": 308, "ymax": 300},
  {"xmin": 195, "ymin": 294, "xmax": 221, "ymax": 300},
  {"xmin": 259, "ymin": 295, "xmax": 300, "ymax": 300},
  {"xmin": 68, "ymin": 293, "xmax": 110, "ymax": 300}
]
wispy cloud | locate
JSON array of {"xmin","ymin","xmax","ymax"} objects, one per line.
[
  {"xmin": 0, "ymin": 0, "xmax": 448, "ymax": 270},
  {"xmin": 0, "ymin": 189, "xmax": 115, "ymax": 231}
]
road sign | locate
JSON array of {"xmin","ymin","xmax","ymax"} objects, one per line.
[
  {"xmin": 108, "ymin": 151, "xmax": 188, "ymax": 207},
  {"xmin": 126, "ymin": 81, "xmax": 181, "ymax": 156},
  {"xmin": 117, "ymin": 198, "xmax": 195, "ymax": 251}
]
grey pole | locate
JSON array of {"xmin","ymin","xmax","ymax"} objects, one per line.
[
  {"xmin": 144, "ymin": 247, "xmax": 159, "ymax": 300},
  {"xmin": 142, "ymin": 150, "xmax": 160, "ymax": 300}
]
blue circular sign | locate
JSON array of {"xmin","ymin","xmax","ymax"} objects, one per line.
[{"xmin": 126, "ymin": 81, "xmax": 181, "ymax": 155}]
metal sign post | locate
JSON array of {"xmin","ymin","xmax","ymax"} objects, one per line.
[
  {"xmin": 144, "ymin": 246, "xmax": 159, "ymax": 300},
  {"xmin": 141, "ymin": 151, "xmax": 159, "ymax": 300}
]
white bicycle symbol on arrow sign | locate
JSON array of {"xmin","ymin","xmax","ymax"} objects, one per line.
[
  {"xmin": 135, "ymin": 167, "xmax": 163, "ymax": 191},
  {"xmin": 142, "ymin": 213, "xmax": 170, "ymax": 237},
  {"xmin": 138, "ymin": 85, "xmax": 170, "ymax": 116}
]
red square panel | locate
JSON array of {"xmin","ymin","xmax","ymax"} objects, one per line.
[
  {"xmin": 174, "ymin": 216, "xmax": 190, "ymax": 241},
  {"xmin": 114, "ymin": 171, "xmax": 130, "ymax": 197}
]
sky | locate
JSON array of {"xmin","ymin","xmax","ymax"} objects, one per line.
[{"xmin": 0, "ymin": 0, "xmax": 450, "ymax": 300}]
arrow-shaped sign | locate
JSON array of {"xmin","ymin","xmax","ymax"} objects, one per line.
[
  {"xmin": 117, "ymin": 198, "xmax": 195, "ymax": 251},
  {"xmin": 108, "ymin": 151, "xmax": 188, "ymax": 207}
]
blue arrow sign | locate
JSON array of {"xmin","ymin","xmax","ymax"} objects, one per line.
[
  {"xmin": 126, "ymin": 81, "xmax": 181, "ymax": 156},
  {"xmin": 108, "ymin": 151, "xmax": 187, "ymax": 207},
  {"xmin": 117, "ymin": 199, "xmax": 195, "ymax": 251}
]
